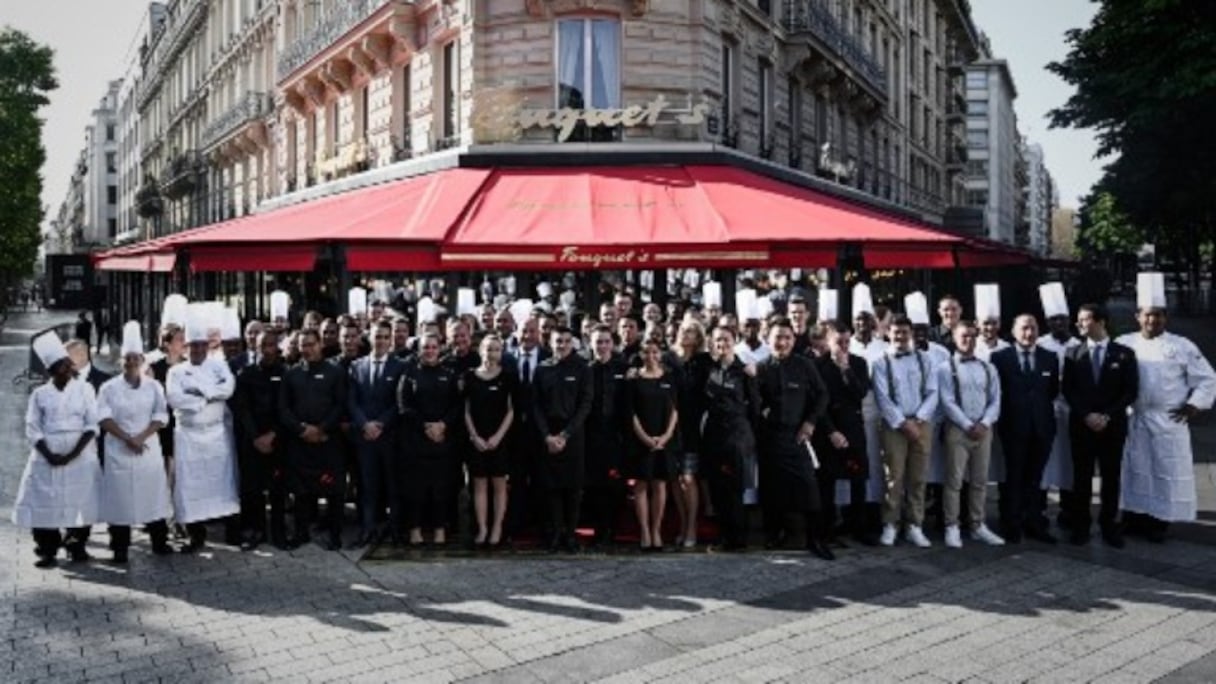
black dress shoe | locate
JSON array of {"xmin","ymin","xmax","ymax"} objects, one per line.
[
  {"xmin": 151, "ymin": 543, "xmax": 174, "ymax": 556},
  {"xmin": 179, "ymin": 540, "xmax": 204, "ymax": 554},
  {"xmin": 325, "ymin": 534, "xmax": 342, "ymax": 552},
  {"xmin": 1145, "ymin": 528, "xmax": 1166, "ymax": 544},
  {"xmin": 67, "ymin": 547, "xmax": 92, "ymax": 563},
  {"xmin": 1101, "ymin": 528, "xmax": 1125, "ymax": 549},
  {"xmin": 112, "ymin": 549, "xmax": 129, "ymax": 564},
  {"xmin": 808, "ymin": 540, "xmax": 836, "ymax": 561},
  {"xmin": 347, "ymin": 532, "xmax": 372, "ymax": 550},
  {"xmin": 1070, "ymin": 530, "xmax": 1091, "ymax": 546},
  {"xmin": 1025, "ymin": 528, "xmax": 1057, "ymax": 545},
  {"xmin": 853, "ymin": 531, "xmax": 880, "ymax": 547},
  {"xmin": 564, "ymin": 538, "xmax": 581, "ymax": 555},
  {"xmin": 34, "ymin": 556, "xmax": 57, "ymax": 569},
  {"xmin": 239, "ymin": 533, "xmax": 264, "ymax": 552}
]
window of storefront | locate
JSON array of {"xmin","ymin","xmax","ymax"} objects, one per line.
[{"xmin": 555, "ymin": 18, "xmax": 620, "ymax": 142}]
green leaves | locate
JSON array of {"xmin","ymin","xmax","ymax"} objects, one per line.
[{"xmin": 0, "ymin": 27, "xmax": 57, "ymax": 293}]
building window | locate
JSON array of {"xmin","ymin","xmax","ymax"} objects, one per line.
[
  {"xmin": 108, "ymin": 218, "xmax": 117, "ymax": 237},
  {"xmin": 106, "ymin": 124, "xmax": 115, "ymax": 141},
  {"xmin": 787, "ymin": 76, "xmax": 801, "ymax": 141},
  {"xmin": 442, "ymin": 41, "xmax": 461, "ymax": 142},
  {"xmin": 107, "ymin": 185, "xmax": 117, "ymax": 205},
  {"xmin": 814, "ymin": 91, "xmax": 827, "ymax": 147},
  {"xmin": 330, "ymin": 99, "xmax": 340, "ymax": 154},
  {"xmin": 105, "ymin": 152, "xmax": 117, "ymax": 173},
  {"xmin": 966, "ymin": 71, "xmax": 988, "ymax": 89},
  {"xmin": 758, "ymin": 58, "xmax": 771, "ymax": 148},
  {"xmin": 359, "ymin": 86, "xmax": 370, "ymax": 141},
  {"xmin": 968, "ymin": 99, "xmax": 988, "ymax": 115},
  {"xmin": 555, "ymin": 19, "xmax": 620, "ymax": 142},
  {"xmin": 721, "ymin": 39, "xmax": 735, "ymax": 121},
  {"xmin": 757, "ymin": 0, "xmax": 771, "ymax": 15},
  {"xmin": 967, "ymin": 130, "xmax": 988, "ymax": 148},
  {"xmin": 400, "ymin": 64, "xmax": 412, "ymax": 155}
]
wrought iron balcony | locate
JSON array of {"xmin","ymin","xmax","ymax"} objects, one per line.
[
  {"xmin": 201, "ymin": 91, "xmax": 272, "ymax": 150},
  {"xmin": 159, "ymin": 150, "xmax": 203, "ymax": 199},
  {"xmin": 135, "ymin": 179, "xmax": 164, "ymax": 217},
  {"xmin": 136, "ymin": 0, "xmax": 207, "ymax": 108},
  {"xmin": 782, "ymin": 0, "xmax": 886, "ymax": 95},
  {"xmin": 278, "ymin": 0, "xmax": 395, "ymax": 82}
]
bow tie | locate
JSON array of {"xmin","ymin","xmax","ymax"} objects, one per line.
[
  {"xmin": 895, "ymin": 351, "xmax": 914, "ymax": 358},
  {"xmin": 958, "ymin": 356, "xmax": 978, "ymax": 363}
]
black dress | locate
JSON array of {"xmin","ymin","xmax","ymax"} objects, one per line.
[
  {"xmin": 463, "ymin": 369, "xmax": 516, "ymax": 478},
  {"xmin": 627, "ymin": 372, "xmax": 680, "ymax": 481}
]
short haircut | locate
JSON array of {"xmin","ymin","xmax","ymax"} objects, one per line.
[
  {"xmin": 889, "ymin": 315, "xmax": 913, "ymax": 328},
  {"xmin": 711, "ymin": 325, "xmax": 737, "ymax": 340},
  {"xmin": 298, "ymin": 329, "xmax": 321, "ymax": 344},
  {"xmin": 551, "ymin": 325, "xmax": 574, "ymax": 337},
  {"xmin": 375, "ymin": 321, "xmax": 393, "ymax": 335},
  {"xmin": 590, "ymin": 324, "xmax": 614, "ymax": 337},
  {"xmin": 767, "ymin": 315, "xmax": 794, "ymax": 331},
  {"xmin": 952, "ymin": 319, "xmax": 978, "ymax": 332},
  {"xmin": 787, "ymin": 296, "xmax": 808, "ymax": 309},
  {"xmin": 1078, "ymin": 303, "xmax": 1108, "ymax": 324},
  {"xmin": 938, "ymin": 295, "xmax": 960, "ymax": 306},
  {"xmin": 825, "ymin": 320, "xmax": 853, "ymax": 335}
]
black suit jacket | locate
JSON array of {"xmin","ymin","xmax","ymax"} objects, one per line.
[
  {"xmin": 1062, "ymin": 340, "xmax": 1138, "ymax": 433},
  {"xmin": 347, "ymin": 355, "xmax": 405, "ymax": 437},
  {"xmin": 991, "ymin": 345, "xmax": 1059, "ymax": 442},
  {"xmin": 505, "ymin": 346, "xmax": 551, "ymax": 428},
  {"xmin": 84, "ymin": 366, "xmax": 112, "ymax": 394}
]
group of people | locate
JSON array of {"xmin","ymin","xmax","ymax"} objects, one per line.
[{"xmin": 12, "ymin": 271, "xmax": 1215, "ymax": 569}]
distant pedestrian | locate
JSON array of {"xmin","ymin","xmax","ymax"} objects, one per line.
[{"xmin": 75, "ymin": 312, "xmax": 93, "ymax": 350}]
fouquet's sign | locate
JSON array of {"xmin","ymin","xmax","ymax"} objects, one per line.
[
  {"xmin": 558, "ymin": 246, "xmax": 653, "ymax": 268},
  {"xmin": 472, "ymin": 88, "xmax": 712, "ymax": 143}
]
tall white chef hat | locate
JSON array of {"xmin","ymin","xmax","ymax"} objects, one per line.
[
  {"xmin": 457, "ymin": 288, "xmax": 477, "ymax": 316},
  {"xmin": 1039, "ymin": 282, "xmax": 1069, "ymax": 319},
  {"xmin": 851, "ymin": 283, "xmax": 874, "ymax": 320},
  {"xmin": 348, "ymin": 286, "xmax": 368, "ymax": 316},
  {"xmin": 161, "ymin": 294, "xmax": 189, "ymax": 328},
  {"xmin": 220, "ymin": 307, "xmax": 242, "ymax": 341},
  {"xmin": 509, "ymin": 298, "xmax": 533, "ymax": 328},
  {"xmin": 974, "ymin": 283, "xmax": 1001, "ymax": 322},
  {"xmin": 372, "ymin": 280, "xmax": 394, "ymax": 304},
  {"xmin": 817, "ymin": 289, "xmax": 838, "ymax": 322},
  {"xmin": 121, "ymin": 320, "xmax": 145, "ymax": 356},
  {"xmin": 1137, "ymin": 272, "xmax": 1166, "ymax": 310},
  {"xmin": 735, "ymin": 288, "xmax": 759, "ymax": 320},
  {"xmin": 185, "ymin": 302, "xmax": 213, "ymax": 343},
  {"xmin": 904, "ymin": 292, "xmax": 931, "ymax": 326},
  {"xmin": 702, "ymin": 282, "xmax": 722, "ymax": 309},
  {"xmin": 269, "ymin": 290, "xmax": 291, "ymax": 321},
  {"xmin": 416, "ymin": 296, "xmax": 437, "ymax": 326},
  {"xmin": 756, "ymin": 294, "xmax": 774, "ymax": 320},
  {"xmin": 559, "ymin": 290, "xmax": 577, "ymax": 311},
  {"xmin": 33, "ymin": 330, "xmax": 68, "ymax": 370},
  {"xmin": 536, "ymin": 282, "xmax": 554, "ymax": 299}
]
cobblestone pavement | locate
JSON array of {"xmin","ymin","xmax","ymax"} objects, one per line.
[{"xmin": 3, "ymin": 308, "xmax": 1216, "ymax": 684}]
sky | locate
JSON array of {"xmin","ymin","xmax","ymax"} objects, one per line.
[{"xmin": 4, "ymin": 0, "xmax": 1104, "ymax": 236}]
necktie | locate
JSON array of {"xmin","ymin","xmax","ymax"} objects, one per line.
[
  {"xmin": 1021, "ymin": 350, "xmax": 1032, "ymax": 375},
  {"xmin": 372, "ymin": 359, "xmax": 381, "ymax": 385},
  {"xmin": 522, "ymin": 354, "xmax": 532, "ymax": 384},
  {"xmin": 1091, "ymin": 345, "xmax": 1103, "ymax": 383}
]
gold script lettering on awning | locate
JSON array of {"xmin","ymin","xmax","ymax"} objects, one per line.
[
  {"xmin": 472, "ymin": 88, "xmax": 712, "ymax": 143},
  {"xmin": 558, "ymin": 246, "xmax": 653, "ymax": 268}
]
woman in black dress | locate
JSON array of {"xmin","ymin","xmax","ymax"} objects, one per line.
[
  {"xmin": 628, "ymin": 339, "xmax": 680, "ymax": 550},
  {"xmin": 463, "ymin": 334, "xmax": 515, "ymax": 547},
  {"xmin": 667, "ymin": 320, "xmax": 713, "ymax": 548}
]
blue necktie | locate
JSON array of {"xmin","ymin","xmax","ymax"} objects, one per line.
[{"xmin": 1091, "ymin": 346, "xmax": 1102, "ymax": 383}]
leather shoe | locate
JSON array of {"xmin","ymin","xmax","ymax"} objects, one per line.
[
  {"xmin": 1069, "ymin": 530, "xmax": 1091, "ymax": 546},
  {"xmin": 1025, "ymin": 528, "xmax": 1057, "ymax": 545},
  {"xmin": 1101, "ymin": 528, "xmax": 1125, "ymax": 549},
  {"xmin": 151, "ymin": 543, "xmax": 174, "ymax": 556},
  {"xmin": 808, "ymin": 539, "xmax": 836, "ymax": 561},
  {"xmin": 112, "ymin": 549, "xmax": 128, "ymax": 564},
  {"xmin": 34, "ymin": 556, "xmax": 57, "ymax": 569},
  {"xmin": 325, "ymin": 534, "xmax": 342, "ymax": 551},
  {"xmin": 68, "ymin": 547, "xmax": 93, "ymax": 563},
  {"xmin": 239, "ymin": 532, "xmax": 264, "ymax": 552},
  {"xmin": 347, "ymin": 532, "xmax": 372, "ymax": 550}
]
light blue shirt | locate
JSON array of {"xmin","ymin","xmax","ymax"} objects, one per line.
[
  {"xmin": 936, "ymin": 354, "xmax": 1002, "ymax": 430},
  {"xmin": 873, "ymin": 349, "xmax": 939, "ymax": 430}
]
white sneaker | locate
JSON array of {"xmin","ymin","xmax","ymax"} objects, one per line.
[
  {"xmin": 972, "ymin": 524, "xmax": 1006, "ymax": 546},
  {"xmin": 879, "ymin": 524, "xmax": 897, "ymax": 546},
  {"xmin": 945, "ymin": 525, "xmax": 962, "ymax": 549},
  {"xmin": 906, "ymin": 525, "xmax": 932, "ymax": 548}
]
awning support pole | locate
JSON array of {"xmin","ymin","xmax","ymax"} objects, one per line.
[{"xmin": 333, "ymin": 245, "xmax": 351, "ymax": 316}]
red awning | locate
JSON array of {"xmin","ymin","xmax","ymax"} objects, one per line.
[
  {"xmin": 94, "ymin": 252, "xmax": 177, "ymax": 273},
  {"xmin": 863, "ymin": 245, "xmax": 959, "ymax": 269},
  {"xmin": 346, "ymin": 244, "xmax": 442, "ymax": 272},
  {"xmin": 189, "ymin": 245, "xmax": 318, "ymax": 272}
]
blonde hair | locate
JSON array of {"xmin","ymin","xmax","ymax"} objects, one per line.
[{"xmin": 677, "ymin": 320, "xmax": 706, "ymax": 356}]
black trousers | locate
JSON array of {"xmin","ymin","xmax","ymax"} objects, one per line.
[
  {"xmin": 356, "ymin": 439, "xmax": 398, "ymax": 535},
  {"xmin": 506, "ymin": 426, "xmax": 542, "ymax": 539},
  {"xmin": 709, "ymin": 470, "xmax": 748, "ymax": 548},
  {"xmin": 32, "ymin": 527, "xmax": 90, "ymax": 557},
  {"xmin": 817, "ymin": 477, "xmax": 871, "ymax": 538},
  {"xmin": 581, "ymin": 482, "xmax": 622, "ymax": 543},
  {"xmin": 999, "ymin": 431, "xmax": 1052, "ymax": 533},
  {"xmin": 239, "ymin": 446, "xmax": 287, "ymax": 538},
  {"xmin": 295, "ymin": 487, "xmax": 344, "ymax": 538},
  {"xmin": 406, "ymin": 458, "xmax": 449, "ymax": 531},
  {"xmin": 547, "ymin": 486, "xmax": 584, "ymax": 541},
  {"xmin": 109, "ymin": 520, "xmax": 169, "ymax": 550},
  {"xmin": 1070, "ymin": 424, "xmax": 1127, "ymax": 531}
]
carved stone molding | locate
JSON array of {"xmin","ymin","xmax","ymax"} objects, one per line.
[
  {"xmin": 324, "ymin": 57, "xmax": 355, "ymax": 93},
  {"xmin": 389, "ymin": 12, "xmax": 418, "ymax": 54},
  {"xmin": 346, "ymin": 45, "xmax": 377, "ymax": 79},
  {"xmin": 362, "ymin": 33, "xmax": 394, "ymax": 69},
  {"xmin": 525, "ymin": 0, "xmax": 645, "ymax": 18},
  {"xmin": 296, "ymin": 75, "xmax": 327, "ymax": 109}
]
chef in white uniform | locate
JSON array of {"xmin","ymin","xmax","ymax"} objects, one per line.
[
  {"xmin": 13, "ymin": 332, "xmax": 102, "ymax": 568},
  {"xmin": 1035, "ymin": 283, "xmax": 1081, "ymax": 525},
  {"xmin": 97, "ymin": 322, "xmax": 174, "ymax": 562},
  {"xmin": 165, "ymin": 303, "xmax": 240, "ymax": 553},
  {"xmin": 974, "ymin": 284, "xmax": 1011, "ymax": 363},
  {"xmin": 847, "ymin": 284, "xmax": 887, "ymax": 507},
  {"xmin": 1117, "ymin": 272, "xmax": 1216, "ymax": 542}
]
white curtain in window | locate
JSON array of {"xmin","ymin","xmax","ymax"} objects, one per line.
[
  {"xmin": 557, "ymin": 20, "xmax": 585, "ymax": 108},
  {"xmin": 590, "ymin": 20, "xmax": 620, "ymax": 108}
]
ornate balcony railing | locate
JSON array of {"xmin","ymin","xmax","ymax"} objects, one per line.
[
  {"xmin": 136, "ymin": 0, "xmax": 207, "ymax": 108},
  {"xmin": 135, "ymin": 179, "xmax": 164, "ymax": 217},
  {"xmin": 201, "ymin": 91, "xmax": 272, "ymax": 150},
  {"xmin": 782, "ymin": 0, "xmax": 886, "ymax": 95},
  {"xmin": 159, "ymin": 150, "xmax": 203, "ymax": 199},
  {"xmin": 277, "ymin": 0, "xmax": 395, "ymax": 82}
]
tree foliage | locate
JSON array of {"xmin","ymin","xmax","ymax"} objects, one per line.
[
  {"xmin": 1047, "ymin": 0, "xmax": 1216, "ymax": 281},
  {"xmin": 0, "ymin": 27, "xmax": 57, "ymax": 293},
  {"xmin": 1077, "ymin": 191, "xmax": 1141, "ymax": 256}
]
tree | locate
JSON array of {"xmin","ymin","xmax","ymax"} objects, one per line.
[
  {"xmin": 1048, "ymin": 0, "xmax": 1216, "ymax": 290},
  {"xmin": 0, "ymin": 27, "xmax": 57, "ymax": 299},
  {"xmin": 1077, "ymin": 191, "xmax": 1140, "ymax": 257}
]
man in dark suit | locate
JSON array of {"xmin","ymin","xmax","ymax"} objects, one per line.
[
  {"xmin": 347, "ymin": 321, "xmax": 404, "ymax": 548},
  {"xmin": 503, "ymin": 318, "xmax": 550, "ymax": 542},
  {"xmin": 990, "ymin": 314, "xmax": 1060, "ymax": 544},
  {"xmin": 1062, "ymin": 303, "xmax": 1138, "ymax": 548}
]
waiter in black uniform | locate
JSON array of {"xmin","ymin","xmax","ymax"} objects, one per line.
[
  {"xmin": 233, "ymin": 331, "xmax": 289, "ymax": 550},
  {"xmin": 279, "ymin": 329, "xmax": 348, "ymax": 551},
  {"xmin": 532, "ymin": 326, "xmax": 594, "ymax": 553},
  {"xmin": 582, "ymin": 325, "xmax": 629, "ymax": 547},
  {"xmin": 755, "ymin": 317, "xmax": 833, "ymax": 560}
]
